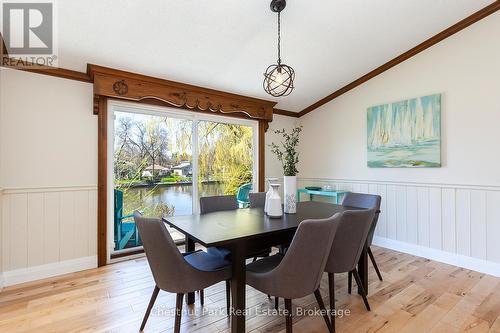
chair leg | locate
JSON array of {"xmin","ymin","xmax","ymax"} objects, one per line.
[
  {"xmin": 328, "ymin": 273, "xmax": 336, "ymax": 332},
  {"xmin": 285, "ymin": 298, "xmax": 293, "ymax": 333},
  {"xmin": 275, "ymin": 296, "xmax": 279, "ymax": 310},
  {"xmin": 225, "ymin": 280, "xmax": 231, "ymax": 315},
  {"xmin": 368, "ymin": 247, "xmax": 383, "ymax": 281},
  {"xmin": 174, "ymin": 293, "xmax": 184, "ymax": 333},
  {"xmin": 314, "ymin": 289, "xmax": 334, "ymax": 333},
  {"xmin": 140, "ymin": 285, "xmax": 160, "ymax": 331},
  {"xmin": 352, "ymin": 269, "xmax": 371, "ymax": 311},
  {"xmin": 200, "ymin": 289, "xmax": 204, "ymax": 306},
  {"xmin": 347, "ymin": 271, "xmax": 352, "ymax": 294}
]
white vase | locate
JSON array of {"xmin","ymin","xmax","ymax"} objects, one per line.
[
  {"xmin": 284, "ymin": 175, "xmax": 297, "ymax": 214},
  {"xmin": 267, "ymin": 183, "xmax": 283, "ymax": 218},
  {"xmin": 264, "ymin": 178, "xmax": 278, "ymax": 214}
]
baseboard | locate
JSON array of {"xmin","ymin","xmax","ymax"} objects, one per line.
[
  {"xmin": 373, "ymin": 236, "xmax": 500, "ymax": 277},
  {"xmin": 2, "ymin": 256, "xmax": 98, "ymax": 287}
]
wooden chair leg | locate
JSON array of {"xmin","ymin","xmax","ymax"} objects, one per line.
[
  {"xmin": 328, "ymin": 273, "xmax": 335, "ymax": 332},
  {"xmin": 174, "ymin": 293, "xmax": 184, "ymax": 333},
  {"xmin": 200, "ymin": 289, "xmax": 204, "ymax": 306},
  {"xmin": 275, "ymin": 296, "xmax": 279, "ymax": 310},
  {"xmin": 140, "ymin": 285, "xmax": 160, "ymax": 331},
  {"xmin": 285, "ymin": 298, "xmax": 293, "ymax": 333},
  {"xmin": 348, "ymin": 271, "xmax": 352, "ymax": 294},
  {"xmin": 368, "ymin": 247, "xmax": 383, "ymax": 281},
  {"xmin": 225, "ymin": 280, "xmax": 231, "ymax": 315},
  {"xmin": 352, "ymin": 269, "xmax": 371, "ymax": 311},
  {"xmin": 314, "ymin": 289, "xmax": 334, "ymax": 333}
]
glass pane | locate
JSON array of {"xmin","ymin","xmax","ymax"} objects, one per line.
[
  {"xmin": 197, "ymin": 121, "xmax": 254, "ymax": 206},
  {"xmin": 113, "ymin": 111, "xmax": 192, "ymax": 251}
]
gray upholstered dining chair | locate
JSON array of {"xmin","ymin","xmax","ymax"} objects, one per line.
[
  {"xmin": 342, "ymin": 192, "xmax": 383, "ymax": 293},
  {"xmin": 325, "ymin": 209, "xmax": 377, "ymax": 329},
  {"xmin": 200, "ymin": 195, "xmax": 272, "ymax": 261},
  {"xmin": 249, "ymin": 192, "xmax": 266, "ymax": 208},
  {"xmin": 246, "ymin": 214, "xmax": 342, "ymax": 333},
  {"xmin": 134, "ymin": 213, "xmax": 232, "ymax": 333},
  {"xmin": 200, "ymin": 195, "xmax": 239, "ymax": 260},
  {"xmin": 199, "ymin": 195, "xmax": 271, "ymax": 303}
]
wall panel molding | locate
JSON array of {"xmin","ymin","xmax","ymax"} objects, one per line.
[
  {"xmin": 1, "ymin": 185, "xmax": 98, "ymax": 285},
  {"xmin": 296, "ymin": 177, "xmax": 500, "ymax": 275}
]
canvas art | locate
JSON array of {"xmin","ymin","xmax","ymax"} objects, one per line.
[{"xmin": 367, "ymin": 94, "xmax": 441, "ymax": 168}]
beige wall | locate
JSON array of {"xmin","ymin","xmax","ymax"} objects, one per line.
[
  {"xmin": 0, "ymin": 68, "xmax": 98, "ymax": 285},
  {"xmin": 299, "ymin": 12, "xmax": 500, "ymax": 186},
  {"xmin": 1, "ymin": 68, "xmax": 97, "ymax": 188},
  {"xmin": 297, "ymin": 12, "xmax": 500, "ymax": 273}
]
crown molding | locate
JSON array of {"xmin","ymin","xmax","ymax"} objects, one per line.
[{"xmin": 273, "ymin": 108, "xmax": 300, "ymax": 118}]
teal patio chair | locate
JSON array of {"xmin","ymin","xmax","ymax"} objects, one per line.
[
  {"xmin": 236, "ymin": 183, "xmax": 253, "ymax": 208},
  {"xmin": 114, "ymin": 189, "xmax": 139, "ymax": 250}
]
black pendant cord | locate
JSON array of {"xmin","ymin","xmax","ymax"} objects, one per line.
[{"xmin": 277, "ymin": 11, "xmax": 281, "ymax": 65}]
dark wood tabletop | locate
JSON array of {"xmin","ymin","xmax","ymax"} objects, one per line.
[{"xmin": 164, "ymin": 201, "xmax": 361, "ymax": 247}]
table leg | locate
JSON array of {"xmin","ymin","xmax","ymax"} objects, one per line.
[
  {"xmin": 185, "ymin": 236, "xmax": 196, "ymax": 305},
  {"xmin": 297, "ymin": 191, "xmax": 300, "ymax": 203},
  {"xmin": 357, "ymin": 242, "xmax": 369, "ymax": 295},
  {"xmin": 230, "ymin": 245, "xmax": 246, "ymax": 333}
]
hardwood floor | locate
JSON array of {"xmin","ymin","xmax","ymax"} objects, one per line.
[{"xmin": 1, "ymin": 246, "xmax": 500, "ymax": 333}]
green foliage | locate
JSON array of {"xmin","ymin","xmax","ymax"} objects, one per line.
[
  {"xmin": 160, "ymin": 176, "xmax": 191, "ymax": 183},
  {"xmin": 270, "ymin": 126, "xmax": 303, "ymax": 176},
  {"xmin": 198, "ymin": 123, "xmax": 253, "ymax": 195}
]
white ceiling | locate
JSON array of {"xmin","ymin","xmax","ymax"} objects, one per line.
[{"xmin": 57, "ymin": 0, "xmax": 494, "ymax": 112}]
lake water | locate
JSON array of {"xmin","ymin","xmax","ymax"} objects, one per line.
[{"xmin": 122, "ymin": 182, "xmax": 225, "ymax": 216}]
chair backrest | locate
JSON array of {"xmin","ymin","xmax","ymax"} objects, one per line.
[
  {"xmin": 200, "ymin": 195, "xmax": 238, "ymax": 214},
  {"xmin": 249, "ymin": 192, "xmax": 266, "ymax": 208},
  {"xmin": 325, "ymin": 209, "xmax": 377, "ymax": 274},
  {"xmin": 236, "ymin": 183, "xmax": 253, "ymax": 203},
  {"xmin": 267, "ymin": 213, "xmax": 341, "ymax": 299},
  {"xmin": 342, "ymin": 192, "xmax": 381, "ymax": 247},
  {"xmin": 114, "ymin": 189, "xmax": 124, "ymax": 219},
  {"xmin": 134, "ymin": 212, "xmax": 195, "ymax": 293}
]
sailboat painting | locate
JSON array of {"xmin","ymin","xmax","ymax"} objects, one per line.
[{"xmin": 367, "ymin": 94, "xmax": 441, "ymax": 168}]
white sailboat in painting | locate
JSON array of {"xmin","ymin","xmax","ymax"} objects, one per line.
[{"xmin": 367, "ymin": 94, "xmax": 441, "ymax": 168}]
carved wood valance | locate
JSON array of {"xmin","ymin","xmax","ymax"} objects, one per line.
[{"xmin": 87, "ymin": 64, "xmax": 276, "ymax": 121}]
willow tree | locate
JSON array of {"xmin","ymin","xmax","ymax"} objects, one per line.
[{"xmin": 198, "ymin": 122, "xmax": 253, "ymax": 195}]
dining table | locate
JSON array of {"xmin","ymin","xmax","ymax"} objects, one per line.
[{"xmin": 163, "ymin": 200, "xmax": 368, "ymax": 333}]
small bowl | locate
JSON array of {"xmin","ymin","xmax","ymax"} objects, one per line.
[{"xmin": 305, "ymin": 186, "xmax": 322, "ymax": 191}]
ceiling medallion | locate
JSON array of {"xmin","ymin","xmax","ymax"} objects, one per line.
[{"xmin": 263, "ymin": 0, "xmax": 295, "ymax": 97}]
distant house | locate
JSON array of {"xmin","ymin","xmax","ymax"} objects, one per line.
[
  {"xmin": 172, "ymin": 162, "xmax": 192, "ymax": 177},
  {"xmin": 143, "ymin": 164, "xmax": 170, "ymax": 177}
]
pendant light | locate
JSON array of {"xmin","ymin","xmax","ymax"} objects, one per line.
[{"xmin": 263, "ymin": 0, "xmax": 295, "ymax": 97}]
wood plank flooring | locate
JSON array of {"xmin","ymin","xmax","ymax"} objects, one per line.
[{"xmin": 1, "ymin": 246, "xmax": 500, "ymax": 333}]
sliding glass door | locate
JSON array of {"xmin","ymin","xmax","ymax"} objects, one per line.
[
  {"xmin": 198, "ymin": 120, "xmax": 255, "ymax": 202},
  {"xmin": 109, "ymin": 101, "xmax": 258, "ymax": 255}
]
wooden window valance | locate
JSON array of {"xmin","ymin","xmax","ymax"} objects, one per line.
[{"xmin": 87, "ymin": 64, "xmax": 276, "ymax": 121}]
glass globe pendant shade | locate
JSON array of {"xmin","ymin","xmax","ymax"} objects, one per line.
[{"xmin": 263, "ymin": 63, "xmax": 295, "ymax": 97}]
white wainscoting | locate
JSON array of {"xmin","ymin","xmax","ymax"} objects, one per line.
[
  {"xmin": 296, "ymin": 177, "xmax": 500, "ymax": 277},
  {"xmin": 1, "ymin": 185, "xmax": 98, "ymax": 286}
]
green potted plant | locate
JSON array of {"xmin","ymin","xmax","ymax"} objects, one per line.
[{"xmin": 270, "ymin": 126, "xmax": 302, "ymax": 214}]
